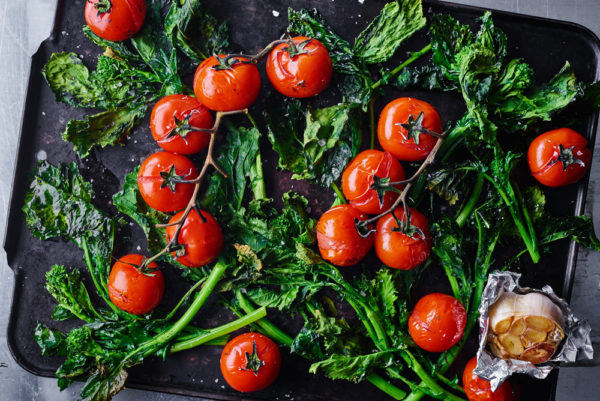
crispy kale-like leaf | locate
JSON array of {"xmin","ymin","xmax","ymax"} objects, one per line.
[
  {"xmin": 45, "ymin": 265, "xmax": 103, "ymax": 323},
  {"xmin": 309, "ymin": 350, "xmax": 394, "ymax": 382},
  {"xmin": 131, "ymin": 0, "xmax": 183, "ymax": 95},
  {"xmin": 538, "ymin": 215, "xmax": 600, "ymax": 251},
  {"xmin": 62, "ymin": 104, "xmax": 147, "ymax": 158},
  {"xmin": 353, "ymin": 0, "xmax": 426, "ymax": 64},
  {"xmin": 264, "ymin": 94, "xmax": 359, "ymax": 186},
  {"xmin": 42, "ymin": 52, "xmax": 157, "ymax": 109},
  {"xmin": 164, "ymin": 0, "xmax": 229, "ymax": 63},
  {"xmin": 23, "ymin": 161, "xmax": 117, "ymax": 314},
  {"xmin": 34, "ymin": 322, "xmax": 67, "ymax": 357},
  {"xmin": 83, "ymin": 26, "xmax": 143, "ymax": 62}
]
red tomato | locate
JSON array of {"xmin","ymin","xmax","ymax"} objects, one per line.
[
  {"xmin": 341, "ymin": 150, "xmax": 406, "ymax": 215},
  {"xmin": 527, "ymin": 128, "xmax": 591, "ymax": 187},
  {"xmin": 408, "ymin": 293, "xmax": 466, "ymax": 352},
  {"xmin": 463, "ymin": 357, "xmax": 519, "ymax": 401},
  {"xmin": 107, "ymin": 254, "xmax": 164, "ymax": 315},
  {"xmin": 84, "ymin": 0, "xmax": 146, "ymax": 42},
  {"xmin": 316, "ymin": 204, "xmax": 373, "ymax": 267},
  {"xmin": 377, "ymin": 97, "xmax": 442, "ymax": 161},
  {"xmin": 374, "ymin": 207, "xmax": 432, "ymax": 270},
  {"xmin": 266, "ymin": 36, "xmax": 333, "ymax": 98},
  {"xmin": 150, "ymin": 95, "xmax": 213, "ymax": 155},
  {"xmin": 137, "ymin": 152, "xmax": 198, "ymax": 212},
  {"xmin": 193, "ymin": 55, "xmax": 261, "ymax": 111},
  {"xmin": 220, "ymin": 332, "xmax": 281, "ymax": 393},
  {"xmin": 165, "ymin": 209, "xmax": 223, "ymax": 267}
]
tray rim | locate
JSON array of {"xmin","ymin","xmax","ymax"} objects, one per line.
[{"xmin": 4, "ymin": 0, "xmax": 600, "ymax": 399}]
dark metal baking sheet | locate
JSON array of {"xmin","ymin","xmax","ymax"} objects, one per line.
[{"xmin": 4, "ymin": 1, "xmax": 600, "ymax": 400}]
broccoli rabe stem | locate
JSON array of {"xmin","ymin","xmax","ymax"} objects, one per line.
[
  {"xmin": 371, "ymin": 44, "xmax": 432, "ymax": 90},
  {"xmin": 169, "ymin": 306, "xmax": 267, "ymax": 353},
  {"xmin": 132, "ymin": 262, "xmax": 227, "ymax": 359},
  {"xmin": 234, "ymin": 291, "xmax": 409, "ymax": 400},
  {"xmin": 455, "ymin": 173, "xmax": 484, "ymax": 228}
]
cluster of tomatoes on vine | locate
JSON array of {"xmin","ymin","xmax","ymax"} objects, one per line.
[{"xmin": 85, "ymin": 1, "xmax": 590, "ymax": 398}]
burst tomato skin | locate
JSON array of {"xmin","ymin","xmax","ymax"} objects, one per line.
[
  {"xmin": 220, "ymin": 332, "xmax": 281, "ymax": 393},
  {"xmin": 137, "ymin": 152, "xmax": 198, "ymax": 212},
  {"xmin": 193, "ymin": 55, "xmax": 261, "ymax": 111},
  {"xmin": 84, "ymin": 0, "xmax": 146, "ymax": 42},
  {"xmin": 107, "ymin": 254, "xmax": 164, "ymax": 315},
  {"xmin": 527, "ymin": 128, "xmax": 591, "ymax": 187},
  {"xmin": 341, "ymin": 150, "xmax": 406, "ymax": 215},
  {"xmin": 165, "ymin": 209, "xmax": 223, "ymax": 267},
  {"xmin": 463, "ymin": 357, "xmax": 519, "ymax": 401},
  {"xmin": 266, "ymin": 36, "xmax": 333, "ymax": 98},
  {"xmin": 316, "ymin": 204, "xmax": 373, "ymax": 267},
  {"xmin": 374, "ymin": 207, "xmax": 432, "ymax": 270},
  {"xmin": 378, "ymin": 97, "xmax": 442, "ymax": 161},
  {"xmin": 150, "ymin": 95, "xmax": 213, "ymax": 155},
  {"xmin": 408, "ymin": 293, "xmax": 466, "ymax": 352}
]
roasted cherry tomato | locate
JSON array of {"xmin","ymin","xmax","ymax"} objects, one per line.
[
  {"xmin": 165, "ymin": 209, "xmax": 223, "ymax": 267},
  {"xmin": 193, "ymin": 55, "xmax": 261, "ymax": 111},
  {"xmin": 374, "ymin": 207, "xmax": 432, "ymax": 270},
  {"xmin": 220, "ymin": 332, "xmax": 281, "ymax": 393},
  {"xmin": 463, "ymin": 357, "xmax": 519, "ymax": 401},
  {"xmin": 316, "ymin": 204, "xmax": 373, "ymax": 267},
  {"xmin": 137, "ymin": 152, "xmax": 198, "ymax": 212},
  {"xmin": 150, "ymin": 95, "xmax": 213, "ymax": 155},
  {"xmin": 266, "ymin": 36, "xmax": 333, "ymax": 98},
  {"xmin": 107, "ymin": 254, "xmax": 164, "ymax": 315},
  {"xmin": 378, "ymin": 97, "xmax": 442, "ymax": 161},
  {"xmin": 408, "ymin": 293, "xmax": 466, "ymax": 352},
  {"xmin": 527, "ymin": 128, "xmax": 591, "ymax": 187},
  {"xmin": 84, "ymin": 0, "xmax": 146, "ymax": 42},
  {"xmin": 341, "ymin": 149, "xmax": 406, "ymax": 215}
]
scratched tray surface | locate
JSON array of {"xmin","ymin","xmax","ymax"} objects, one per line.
[{"xmin": 4, "ymin": 0, "xmax": 600, "ymax": 400}]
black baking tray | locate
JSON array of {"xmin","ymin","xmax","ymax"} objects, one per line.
[{"xmin": 4, "ymin": 1, "xmax": 600, "ymax": 400}]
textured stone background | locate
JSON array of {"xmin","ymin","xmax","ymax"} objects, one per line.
[{"xmin": 0, "ymin": 1, "xmax": 598, "ymax": 400}]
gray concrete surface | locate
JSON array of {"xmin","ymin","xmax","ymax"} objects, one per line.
[{"xmin": 0, "ymin": 1, "xmax": 598, "ymax": 400}]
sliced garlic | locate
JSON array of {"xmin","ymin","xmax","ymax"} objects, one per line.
[{"xmin": 487, "ymin": 291, "xmax": 565, "ymax": 363}]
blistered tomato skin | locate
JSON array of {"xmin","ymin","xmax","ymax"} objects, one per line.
[
  {"xmin": 165, "ymin": 209, "xmax": 223, "ymax": 267},
  {"xmin": 374, "ymin": 207, "xmax": 432, "ymax": 270},
  {"xmin": 266, "ymin": 36, "xmax": 333, "ymax": 98},
  {"xmin": 463, "ymin": 357, "xmax": 519, "ymax": 401},
  {"xmin": 220, "ymin": 332, "xmax": 281, "ymax": 393},
  {"xmin": 409, "ymin": 293, "xmax": 466, "ymax": 353},
  {"xmin": 377, "ymin": 97, "xmax": 442, "ymax": 161},
  {"xmin": 527, "ymin": 128, "xmax": 591, "ymax": 187},
  {"xmin": 193, "ymin": 55, "xmax": 261, "ymax": 111},
  {"xmin": 137, "ymin": 152, "xmax": 198, "ymax": 212},
  {"xmin": 342, "ymin": 150, "xmax": 406, "ymax": 215},
  {"xmin": 316, "ymin": 205, "xmax": 373, "ymax": 267},
  {"xmin": 84, "ymin": 0, "xmax": 146, "ymax": 42},
  {"xmin": 107, "ymin": 254, "xmax": 164, "ymax": 315},
  {"xmin": 150, "ymin": 95, "xmax": 213, "ymax": 154}
]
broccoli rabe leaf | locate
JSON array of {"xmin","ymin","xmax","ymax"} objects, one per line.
[
  {"xmin": 45, "ymin": 265, "xmax": 103, "ymax": 323},
  {"xmin": 42, "ymin": 53, "xmax": 157, "ymax": 109},
  {"xmin": 83, "ymin": 26, "xmax": 143, "ymax": 62},
  {"xmin": 264, "ymin": 94, "xmax": 359, "ymax": 186},
  {"xmin": 353, "ymin": 0, "xmax": 426, "ymax": 64},
  {"xmin": 538, "ymin": 215, "xmax": 600, "ymax": 252},
  {"xmin": 164, "ymin": 0, "xmax": 229, "ymax": 64},
  {"xmin": 309, "ymin": 350, "xmax": 395, "ymax": 382},
  {"xmin": 131, "ymin": 0, "xmax": 183, "ymax": 95},
  {"xmin": 23, "ymin": 161, "xmax": 118, "ymax": 314},
  {"xmin": 62, "ymin": 104, "xmax": 147, "ymax": 158},
  {"xmin": 34, "ymin": 322, "xmax": 67, "ymax": 357}
]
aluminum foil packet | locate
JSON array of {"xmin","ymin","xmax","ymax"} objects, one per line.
[{"xmin": 474, "ymin": 271, "xmax": 593, "ymax": 391}]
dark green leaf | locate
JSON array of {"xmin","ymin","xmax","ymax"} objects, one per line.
[
  {"xmin": 309, "ymin": 350, "xmax": 394, "ymax": 382},
  {"xmin": 83, "ymin": 26, "xmax": 142, "ymax": 62},
  {"xmin": 45, "ymin": 265, "xmax": 102, "ymax": 323},
  {"xmin": 164, "ymin": 0, "xmax": 229, "ymax": 63},
  {"xmin": 62, "ymin": 104, "xmax": 147, "ymax": 158},
  {"xmin": 34, "ymin": 322, "xmax": 67, "ymax": 356},
  {"xmin": 353, "ymin": 0, "xmax": 426, "ymax": 64}
]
